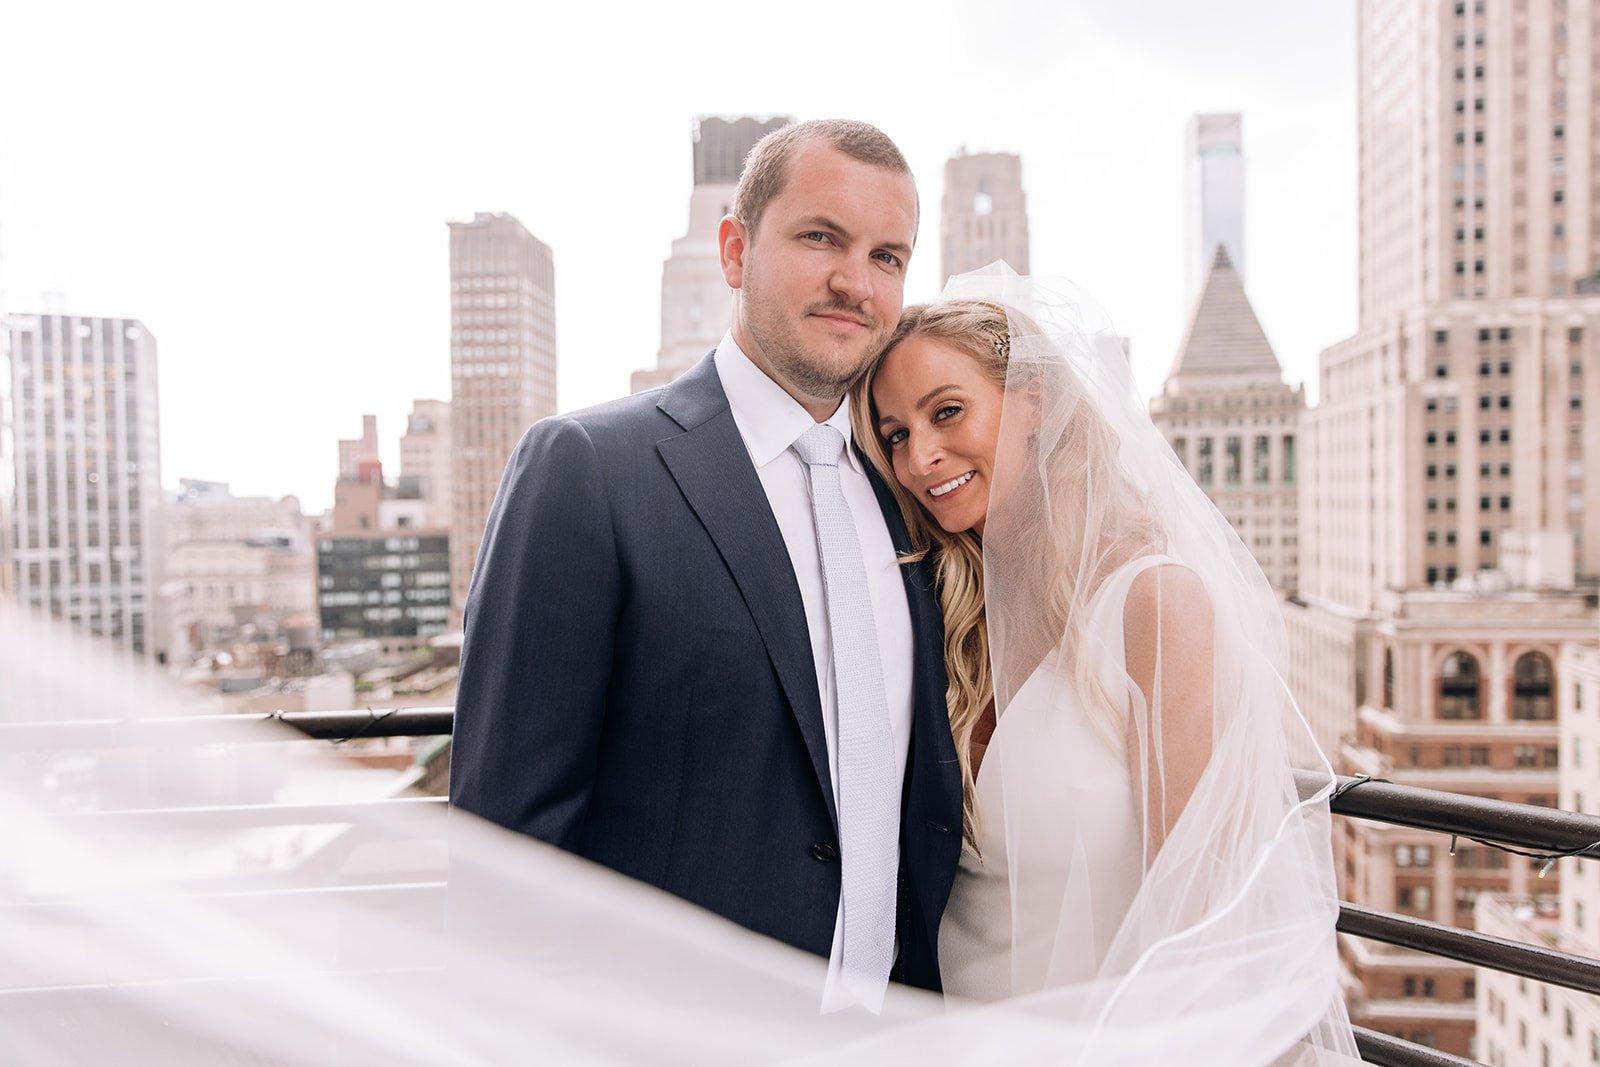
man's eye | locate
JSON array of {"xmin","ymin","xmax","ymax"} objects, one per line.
[
  {"xmin": 884, "ymin": 428, "xmax": 908, "ymax": 447},
  {"xmin": 803, "ymin": 232, "xmax": 831, "ymax": 244},
  {"xmin": 872, "ymin": 251, "xmax": 904, "ymax": 269}
]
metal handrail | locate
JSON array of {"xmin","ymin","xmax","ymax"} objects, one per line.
[
  {"xmin": 1292, "ymin": 768, "xmax": 1600, "ymax": 858},
  {"xmin": 1352, "ymin": 1028, "xmax": 1480, "ymax": 1067},
  {"xmin": 1336, "ymin": 903, "xmax": 1600, "ymax": 995}
]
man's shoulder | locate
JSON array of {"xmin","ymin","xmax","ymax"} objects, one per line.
[
  {"xmin": 531, "ymin": 357, "xmax": 724, "ymax": 447},
  {"xmin": 545, "ymin": 387, "xmax": 674, "ymax": 440}
]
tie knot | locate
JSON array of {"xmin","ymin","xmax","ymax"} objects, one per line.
[{"xmin": 792, "ymin": 424, "xmax": 846, "ymax": 468}]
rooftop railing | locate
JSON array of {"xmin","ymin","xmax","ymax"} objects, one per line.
[{"xmin": 7, "ymin": 705, "xmax": 1600, "ymax": 1067}]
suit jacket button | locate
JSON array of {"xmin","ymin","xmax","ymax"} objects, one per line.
[{"xmin": 811, "ymin": 842, "xmax": 838, "ymax": 862}]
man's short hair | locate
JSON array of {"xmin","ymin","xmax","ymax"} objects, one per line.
[{"xmin": 731, "ymin": 119, "xmax": 914, "ymax": 237}]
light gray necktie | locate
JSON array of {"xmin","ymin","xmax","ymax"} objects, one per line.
[{"xmin": 791, "ymin": 423, "xmax": 898, "ymax": 1007}]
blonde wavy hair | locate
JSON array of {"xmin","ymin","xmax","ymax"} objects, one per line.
[{"xmin": 850, "ymin": 300, "xmax": 1161, "ymax": 850}]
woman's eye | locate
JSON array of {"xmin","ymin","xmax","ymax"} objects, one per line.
[
  {"xmin": 884, "ymin": 428, "xmax": 908, "ymax": 448},
  {"xmin": 933, "ymin": 404, "xmax": 962, "ymax": 421}
]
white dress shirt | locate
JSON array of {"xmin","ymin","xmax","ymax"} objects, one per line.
[{"xmin": 713, "ymin": 331, "xmax": 914, "ymax": 1007}]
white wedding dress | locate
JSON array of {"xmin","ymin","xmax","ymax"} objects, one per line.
[{"xmin": 939, "ymin": 555, "xmax": 1165, "ymax": 1001}]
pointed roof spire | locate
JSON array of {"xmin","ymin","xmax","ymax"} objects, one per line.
[{"xmin": 1167, "ymin": 244, "xmax": 1284, "ymax": 383}]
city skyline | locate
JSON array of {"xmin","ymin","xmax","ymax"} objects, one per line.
[{"xmin": 0, "ymin": 2, "xmax": 1356, "ymax": 513}]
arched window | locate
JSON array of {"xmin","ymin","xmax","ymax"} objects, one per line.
[
  {"xmin": 1512, "ymin": 652, "xmax": 1555, "ymax": 721},
  {"xmin": 1383, "ymin": 648, "xmax": 1396, "ymax": 711},
  {"xmin": 1439, "ymin": 652, "xmax": 1482, "ymax": 720}
]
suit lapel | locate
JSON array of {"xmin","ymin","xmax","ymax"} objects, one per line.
[{"xmin": 656, "ymin": 357, "xmax": 838, "ymax": 827}]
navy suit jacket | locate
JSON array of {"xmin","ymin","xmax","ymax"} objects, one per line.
[{"xmin": 449, "ymin": 353, "xmax": 963, "ymax": 991}]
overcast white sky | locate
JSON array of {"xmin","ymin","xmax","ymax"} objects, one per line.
[{"xmin": 0, "ymin": 1, "xmax": 1357, "ymax": 515}]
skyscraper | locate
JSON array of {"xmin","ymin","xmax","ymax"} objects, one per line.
[
  {"xmin": 632, "ymin": 115, "xmax": 790, "ymax": 393},
  {"xmin": 400, "ymin": 399, "xmax": 451, "ymax": 530},
  {"xmin": 447, "ymin": 212, "xmax": 556, "ymax": 623},
  {"xmin": 3, "ymin": 313, "xmax": 164, "ymax": 657},
  {"xmin": 940, "ymin": 150, "xmax": 1030, "ymax": 284},
  {"xmin": 1287, "ymin": 0, "xmax": 1600, "ymax": 1055},
  {"xmin": 1150, "ymin": 246, "xmax": 1302, "ymax": 594},
  {"xmin": 338, "ymin": 413, "xmax": 380, "ymax": 484},
  {"xmin": 1184, "ymin": 114, "xmax": 1246, "ymax": 305}
]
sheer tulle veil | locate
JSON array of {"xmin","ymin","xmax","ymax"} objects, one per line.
[
  {"xmin": 852, "ymin": 264, "xmax": 1359, "ymax": 1064},
  {"xmin": 0, "ymin": 265, "xmax": 1355, "ymax": 1065}
]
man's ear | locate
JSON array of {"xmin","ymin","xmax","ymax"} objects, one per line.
[{"xmin": 718, "ymin": 215, "xmax": 748, "ymax": 290}]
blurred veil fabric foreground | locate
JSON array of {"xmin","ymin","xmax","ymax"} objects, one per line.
[
  {"xmin": 0, "ymin": 601, "xmax": 935, "ymax": 1065},
  {"xmin": 0, "ymin": 401, "xmax": 1357, "ymax": 1067}
]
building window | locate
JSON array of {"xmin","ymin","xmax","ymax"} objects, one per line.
[
  {"xmin": 1254, "ymin": 435, "xmax": 1270, "ymax": 485},
  {"xmin": 1513, "ymin": 653, "xmax": 1554, "ymax": 720},
  {"xmin": 1469, "ymin": 746, "xmax": 1489, "ymax": 766},
  {"xmin": 1198, "ymin": 438, "xmax": 1213, "ymax": 486},
  {"xmin": 1440, "ymin": 651, "xmax": 1483, "ymax": 719},
  {"xmin": 1282, "ymin": 435, "xmax": 1296, "ymax": 486}
]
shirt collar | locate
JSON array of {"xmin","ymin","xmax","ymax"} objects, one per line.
[{"xmin": 714, "ymin": 330, "xmax": 864, "ymax": 473}]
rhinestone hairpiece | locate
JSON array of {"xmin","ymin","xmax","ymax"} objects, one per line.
[{"xmin": 991, "ymin": 329, "xmax": 1010, "ymax": 361}]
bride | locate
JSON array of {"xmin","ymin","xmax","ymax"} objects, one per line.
[{"xmin": 849, "ymin": 265, "xmax": 1358, "ymax": 1061}]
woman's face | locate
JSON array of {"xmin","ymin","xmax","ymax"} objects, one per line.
[{"xmin": 871, "ymin": 334, "xmax": 1032, "ymax": 537}]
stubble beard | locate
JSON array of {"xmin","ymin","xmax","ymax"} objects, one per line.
[{"xmin": 743, "ymin": 283, "xmax": 889, "ymax": 405}]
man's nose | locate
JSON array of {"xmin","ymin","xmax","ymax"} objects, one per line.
[{"xmin": 828, "ymin": 255, "xmax": 874, "ymax": 307}]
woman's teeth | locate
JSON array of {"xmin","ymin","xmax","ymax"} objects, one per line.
[{"xmin": 929, "ymin": 472, "xmax": 975, "ymax": 498}]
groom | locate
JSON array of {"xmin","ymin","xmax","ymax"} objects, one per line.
[{"xmin": 449, "ymin": 119, "xmax": 962, "ymax": 1002}]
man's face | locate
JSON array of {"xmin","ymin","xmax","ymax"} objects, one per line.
[{"xmin": 720, "ymin": 143, "xmax": 918, "ymax": 418}]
